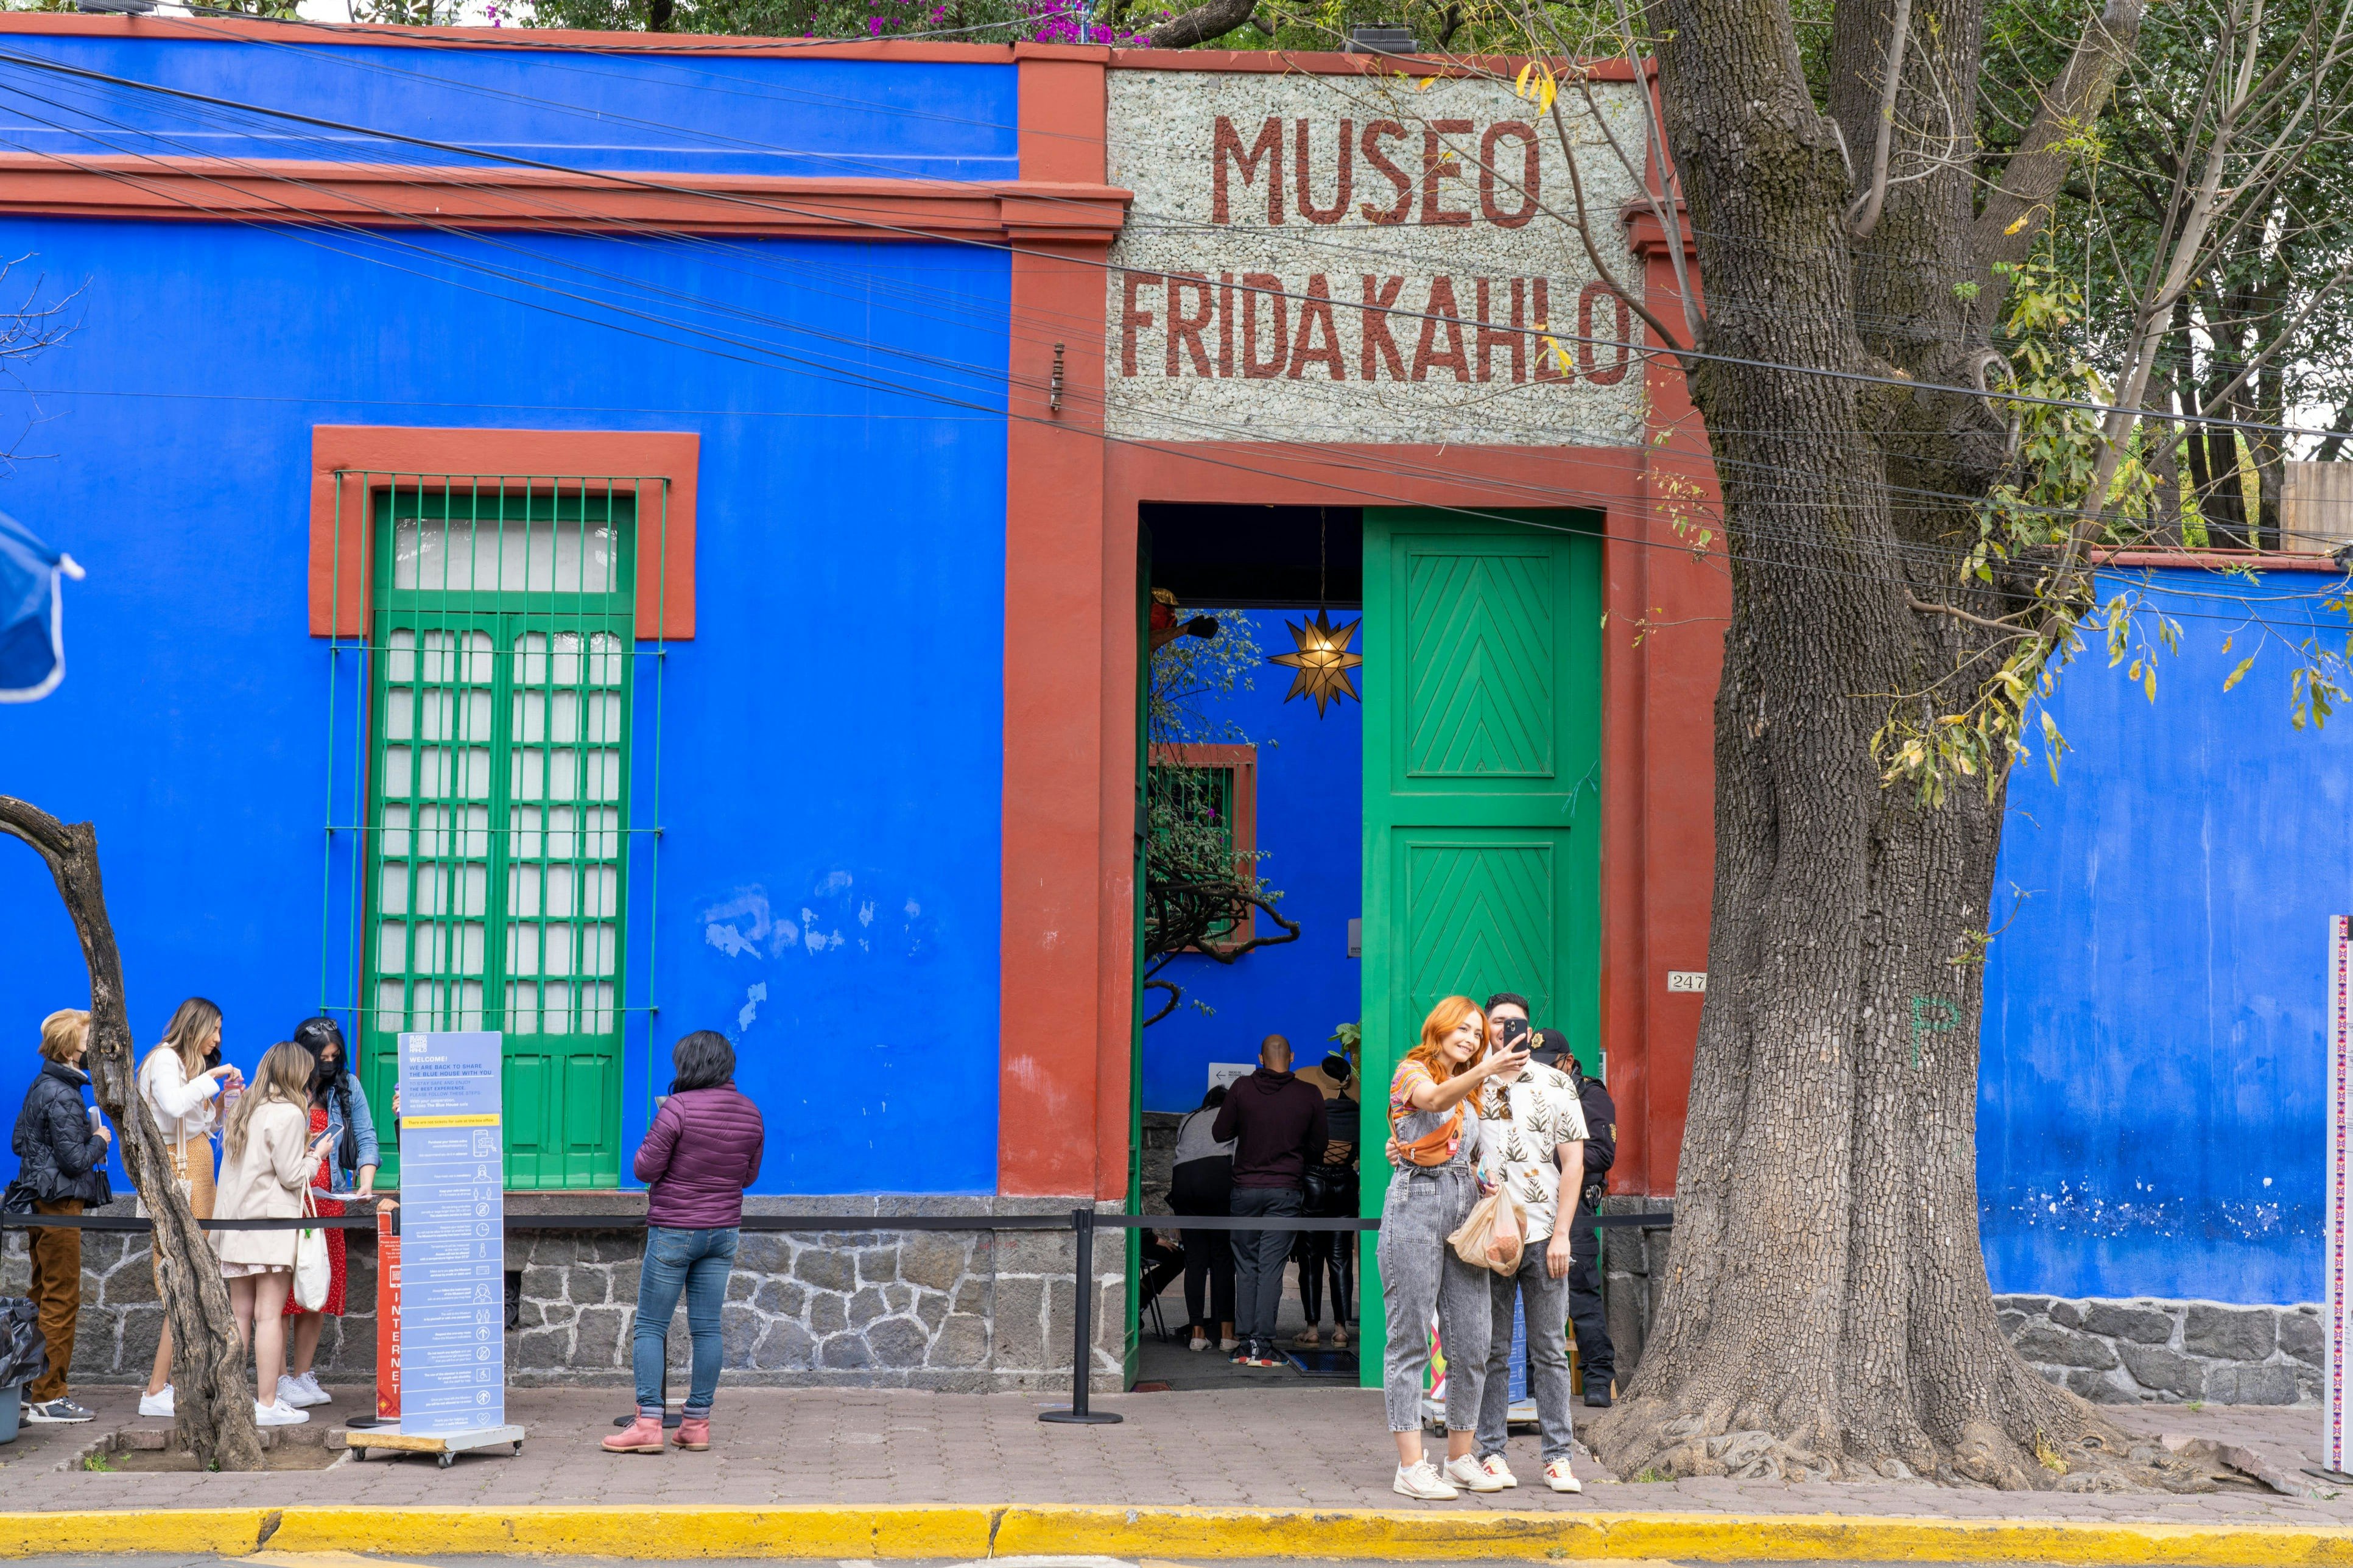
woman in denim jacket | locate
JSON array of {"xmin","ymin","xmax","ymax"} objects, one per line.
[{"xmin": 276, "ymin": 1016, "xmax": 382, "ymax": 1409}]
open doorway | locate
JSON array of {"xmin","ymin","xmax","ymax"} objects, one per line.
[
  {"xmin": 1128, "ymin": 499, "xmax": 1610, "ymax": 1401},
  {"xmin": 1133, "ymin": 502, "xmax": 1367, "ymax": 1391}
]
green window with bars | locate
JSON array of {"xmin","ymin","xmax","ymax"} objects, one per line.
[{"xmin": 362, "ymin": 482, "xmax": 636, "ymax": 1189}]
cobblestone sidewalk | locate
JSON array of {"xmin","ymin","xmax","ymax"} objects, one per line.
[{"xmin": 0, "ymin": 1382, "xmax": 2344, "ymax": 1525}]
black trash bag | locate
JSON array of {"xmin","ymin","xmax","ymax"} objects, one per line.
[{"xmin": 0, "ymin": 1297, "xmax": 46, "ymax": 1389}]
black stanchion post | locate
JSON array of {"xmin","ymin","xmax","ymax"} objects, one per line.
[{"xmin": 1039, "ymin": 1206, "xmax": 1121, "ymax": 1426}]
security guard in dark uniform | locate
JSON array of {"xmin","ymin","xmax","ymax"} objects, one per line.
[{"xmin": 1532, "ymin": 1028, "xmax": 1617, "ymax": 1406}]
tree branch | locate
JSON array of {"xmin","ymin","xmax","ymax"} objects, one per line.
[
  {"xmin": 1906, "ymin": 590, "xmax": 2034, "ymax": 633},
  {"xmin": 1846, "ymin": 0, "xmax": 1915, "ymax": 241},
  {"xmin": 1968, "ymin": 0, "xmax": 2149, "ymax": 332},
  {"xmin": 1145, "ymin": 0, "xmax": 1257, "ymax": 48},
  {"xmin": 0, "ymin": 796, "xmax": 265, "ymax": 1471}
]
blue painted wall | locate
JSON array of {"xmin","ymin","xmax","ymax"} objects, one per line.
[
  {"xmin": 1980, "ymin": 566, "xmax": 2353, "ymax": 1305},
  {"xmin": 0, "ymin": 38, "xmax": 1011, "ymax": 1195},
  {"xmin": 1144, "ymin": 611, "xmax": 1363, "ymax": 1114}
]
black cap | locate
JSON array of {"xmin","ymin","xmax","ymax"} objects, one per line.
[{"xmin": 1530, "ymin": 1028, "xmax": 1575, "ymax": 1070}]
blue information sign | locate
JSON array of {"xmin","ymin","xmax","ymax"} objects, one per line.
[{"xmin": 396, "ymin": 1031, "xmax": 505, "ymax": 1437}]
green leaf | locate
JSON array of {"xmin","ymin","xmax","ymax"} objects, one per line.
[{"xmin": 2223, "ymin": 654, "xmax": 2256, "ymax": 692}]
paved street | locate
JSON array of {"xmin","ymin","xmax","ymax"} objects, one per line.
[
  {"xmin": 0, "ymin": 1382, "xmax": 2344, "ymax": 1527},
  {"xmin": 0, "ymin": 1544, "xmax": 2277, "ymax": 1553}
]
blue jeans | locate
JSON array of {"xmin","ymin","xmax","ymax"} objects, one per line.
[{"xmin": 633, "ymin": 1225, "xmax": 737, "ymax": 1417}]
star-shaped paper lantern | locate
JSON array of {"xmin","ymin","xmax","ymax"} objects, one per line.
[{"xmin": 1268, "ymin": 608, "xmax": 1364, "ymax": 716}]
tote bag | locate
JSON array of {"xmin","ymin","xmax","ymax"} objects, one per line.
[{"xmin": 292, "ymin": 1190, "xmax": 331, "ymax": 1311}]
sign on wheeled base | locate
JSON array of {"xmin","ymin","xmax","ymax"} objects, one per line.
[{"xmin": 346, "ymin": 1421, "xmax": 526, "ymax": 1468}]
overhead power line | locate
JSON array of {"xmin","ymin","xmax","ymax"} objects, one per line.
[{"xmin": 1, "ymin": 42, "xmax": 2350, "ymax": 448}]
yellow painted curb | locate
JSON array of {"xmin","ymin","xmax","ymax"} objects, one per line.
[
  {"xmin": 4, "ymin": 1504, "xmax": 2353, "ymax": 1563},
  {"xmin": 0, "ymin": 1511, "xmax": 272, "ymax": 1557}
]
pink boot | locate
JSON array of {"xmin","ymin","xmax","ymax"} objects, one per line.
[
  {"xmin": 602, "ymin": 1415, "xmax": 666, "ymax": 1454},
  {"xmin": 674, "ymin": 1415, "xmax": 710, "ymax": 1450}
]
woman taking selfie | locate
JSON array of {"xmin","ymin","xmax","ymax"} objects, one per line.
[
  {"xmin": 213, "ymin": 1040, "xmax": 336, "ymax": 1426},
  {"xmin": 135, "ymin": 997, "xmax": 242, "ymax": 1419},
  {"xmin": 605, "ymin": 1030, "xmax": 764, "ymax": 1455},
  {"xmin": 1378, "ymin": 996, "xmax": 1526, "ymax": 1500}
]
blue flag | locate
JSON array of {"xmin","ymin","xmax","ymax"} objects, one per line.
[{"xmin": 0, "ymin": 510, "xmax": 81, "ymax": 703}]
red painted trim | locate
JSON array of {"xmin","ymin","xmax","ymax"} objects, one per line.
[
  {"xmin": 999, "ymin": 50, "xmax": 1120, "ymax": 1200},
  {"xmin": 0, "ymin": 155, "xmax": 1130, "ymax": 243},
  {"xmin": 308, "ymin": 426, "xmax": 699, "ymax": 641},
  {"xmin": 1105, "ymin": 48, "xmax": 1641, "ymax": 79},
  {"xmin": 1609, "ymin": 154, "xmax": 1718, "ymax": 1200},
  {"xmin": 2096, "ymin": 547, "xmax": 2344, "ymax": 574},
  {"xmin": 0, "ymin": 12, "xmax": 1024, "ymax": 60},
  {"xmin": 0, "ymin": 17, "xmax": 1639, "ymax": 74},
  {"xmin": 1623, "ymin": 200, "xmax": 1697, "ymax": 259},
  {"xmin": 1148, "ymin": 742, "xmax": 1260, "ymax": 944}
]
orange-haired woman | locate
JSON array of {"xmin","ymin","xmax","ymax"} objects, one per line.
[{"xmin": 1377, "ymin": 996, "xmax": 1528, "ymax": 1500}]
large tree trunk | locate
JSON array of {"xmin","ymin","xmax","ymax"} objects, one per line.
[
  {"xmin": 0, "ymin": 797, "xmax": 265, "ymax": 1471},
  {"xmin": 1583, "ymin": 0, "xmax": 2196, "ymax": 1489}
]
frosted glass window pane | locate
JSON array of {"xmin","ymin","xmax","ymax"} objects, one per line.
[
  {"xmin": 393, "ymin": 516, "xmax": 619, "ymax": 596},
  {"xmin": 375, "ymin": 980, "xmax": 406, "ymax": 1033},
  {"xmin": 505, "ymin": 981, "xmax": 538, "ymax": 1038}
]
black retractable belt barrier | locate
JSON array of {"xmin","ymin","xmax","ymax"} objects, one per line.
[{"xmin": 9, "ymin": 1205, "xmax": 1676, "ymax": 1432}]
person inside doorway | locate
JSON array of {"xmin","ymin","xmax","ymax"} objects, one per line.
[
  {"xmin": 1468, "ymin": 1018, "xmax": 1589, "ymax": 1493},
  {"xmin": 1211, "ymin": 1035, "xmax": 1327, "ymax": 1368},
  {"xmin": 1532, "ymin": 1026, "xmax": 1619, "ymax": 1407},
  {"xmin": 1294, "ymin": 1052, "xmax": 1359, "ymax": 1349},
  {"xmin": 1169, "ymin": 1084, "xmax": 1237, "ymax": 1352}
]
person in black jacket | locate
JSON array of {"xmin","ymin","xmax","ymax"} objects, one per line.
[
  {"xmin": 1532, "ymin": 1028, "xmax": 1617, "ymax": 1405},
  {"xmin": 10, "ymin": 1008, "xmax": 112, "ymax": 1423},
  {"xmin": 1212, "ymin": 1036, "xmax": 1328, "ymax": 1368}
]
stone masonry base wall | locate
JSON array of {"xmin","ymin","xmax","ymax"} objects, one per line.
[
  {"xmin": 9, "ymin": 1194, "xmax": 2315, "ymax": 1405},
  {"xmin": 1596, "ymin": 1196, "xmax": 2321, "ymax": 1407},
  {"xmin": 1994, "ymin": 1295, "xmax": 2322, "ymax": 1406},
  {"xmin": 2, "ymin": 1196, "xmax": 1125, "ymax": 1396}
]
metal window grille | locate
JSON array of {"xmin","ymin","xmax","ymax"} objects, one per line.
[
  {"xmin": 318, "ymin": 473, "xmax": 671, "ymax": 1190},
  {"xmin": 1150, "ymin": 762, "xmax": 1239, "ymax": 939}
]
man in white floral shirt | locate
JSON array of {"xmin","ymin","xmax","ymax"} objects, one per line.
[{"xmin": 1468, "ymin": 993, "xmax": 1589, "ymax": 1492}]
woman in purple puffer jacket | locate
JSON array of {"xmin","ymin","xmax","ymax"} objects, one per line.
[{"xmin": 603, "ymin": 1031, "xmax": 764, "ymax": 1456}]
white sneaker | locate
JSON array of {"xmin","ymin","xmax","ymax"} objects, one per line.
[
  {"xmin": 254, "ymin": 1399, "xmax": 310, "ymax": 1426},
  {"xmin": 1544, "ymin": 1457, "xmax": 1583, "ymax": 1493},
  {"xmin": 276, "ymin": 1374, "xmax": 322, "ymax": 1409},
  {"xmin": 1444, "ymin": 1453, "xmax": 1507, "ymax": 1492},
  {"xmin": 1219, "ymin": 1337, "xmax": 1239, "ymax": 1352},
  {"xmin": 1187, "ymin": 1332, "xmax": 1208, "ymax": 1352},
  {"xmin": 138, "ymin": 1385, "xmax": 174, "ymax": 1418},
  {"xmin": 1393, "ymin": 1460, "xmax": 1460, "ymax": 1500},
  {"xmin": 1475, "ymin": 1453, "xmax": 1519, "ymax": 1488}
]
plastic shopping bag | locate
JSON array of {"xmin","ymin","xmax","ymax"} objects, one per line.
[{"xmin": 1446, "ymin": 1184, "xmax": 1525, "ymax": 1275}]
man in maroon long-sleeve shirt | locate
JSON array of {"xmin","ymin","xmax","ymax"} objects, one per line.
[{"xmin": 1212, "ymin": 1035, "xmax": 1328, "ymax": 1366}]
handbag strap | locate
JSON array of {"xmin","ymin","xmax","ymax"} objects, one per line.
[{"xmin": 1390, "ymin": 1103, "xmax": 1463, "ymax": 1167}]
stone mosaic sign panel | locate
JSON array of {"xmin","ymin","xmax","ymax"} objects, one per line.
[{"xmin": 1104, "ymin": 68, "xmax": 1653, "ymax": 447}]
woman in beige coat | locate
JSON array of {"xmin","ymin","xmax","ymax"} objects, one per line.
[{"xmin": 213, "ymin": 1041, "xmax": 334, "ymax": 1427}]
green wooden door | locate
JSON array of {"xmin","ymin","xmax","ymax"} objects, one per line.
[
  {"xmin": 362, "ymin": 487, "xmax": 635, "ymax": 1190},
  {"xmin": 1357, "ymin": 508, "xmax": 1603, "ymax": 1385}
]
